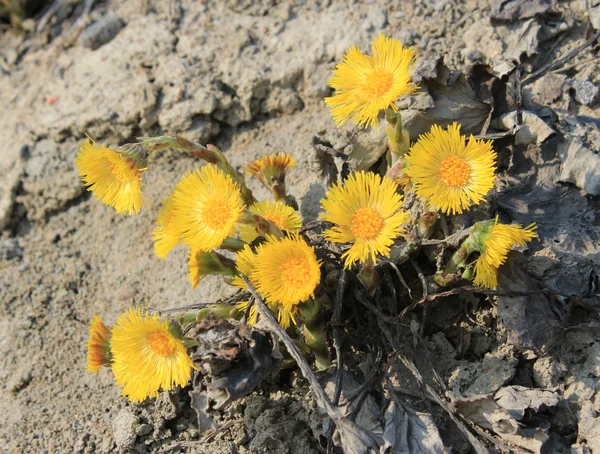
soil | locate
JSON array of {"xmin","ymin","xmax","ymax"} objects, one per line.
[{"xmin": 1, "ymin": 0, "xmax": 599, "ymax": 453}]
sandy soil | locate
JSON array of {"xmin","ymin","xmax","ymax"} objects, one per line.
[{"xmin": 1, "ymin": 0, "xmax": 599, "ymax": 452}]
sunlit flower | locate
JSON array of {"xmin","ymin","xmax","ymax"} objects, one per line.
[
  {"xmin": 188, "ymin": 250, "xmax": 236, "ymax": 289},
  {"xmin": 110, "ymin": 307, "xmax": 194, "ymax": 402},
  {"xmin": 76, "ymin": 139, "xmax": 147, "ymax": 215},
  {"xmin": 231, "ymin": 244, "xmax": 260, "ymax": 290},
  {"xmin": 325, "ymin": 34, "xmax": 417, "ymax": 129},
  {"xmin": 234, "ymin": 301, "xmax": 259, "ymax": 325},
  {"xmin": 239, "ymin": 200, "xmax": 302, "ymax": 243},
  {"xmin": 320, "ymin": 171, "xmax": 409, "ymax": 267},
  {"xmin": 86, "ymin": 316, "xmax": 111, "ymax": 373},
  {"xmin": 167, "ymin": 165, "xmax": 244, "ymax": 253},
  {"xmin": 473, "ymin": 219, "xmax": 537, "ymax": 289},
  {"xmin": 405, "ymin": 123, "xmax": 497, "ymax": 215},
  {"xmin": 246, "ymin": 153, "xmax": 296, "ymax": 184},
  {"xmin": 153, "ymin": 194, "xmax": 179, "ymax": 259},
  {"xmin": 252, "ymin": 235, "xmax": 321, "ymax": 328}
]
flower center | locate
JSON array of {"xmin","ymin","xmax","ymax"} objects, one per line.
[
  {"xmin": 265, "ymin": 212, "xmax": 286, "ymax": 228},
  {"xmin": 279, "ymin": 257, "xmax": 312, "ymax": 289},
  {"xmin": 363, "ymin": 68, "xmax": 394, "ymax": 99},
  {"xmin": 351, "ymin": 207, "xmax": 384, "ymax": 240},
  {"xmin": 201, "ymin": 199, "xmax": 233, "ymax": 231},
  {"xmin": 147, "ymin": 331, "xmax": 176, "ymax": 356},
  {"xmin": 438, "ymin": 156, "xmax": 471, "ymax": 187}
]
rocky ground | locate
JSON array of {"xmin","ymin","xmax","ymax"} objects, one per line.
[{"xmin": 1, "ymin": 0, "xmax": 599, "ymax": 452}]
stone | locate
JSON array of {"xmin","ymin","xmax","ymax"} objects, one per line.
[
  {"xmin": 589, "ymin": 5, "xmax": 600, "ymax": 31},
  {"xmin": 571, "ymin": 80, "xmax": 599, "ymax": 106},
  {"xmin": 112, "ymin": 408, "xmax": 139, "ymax": 450},
  {"xmin": 361, "ymin": 8, "xmax": 387, "ymax": 32},
  {"xmin": 395, "ymin": 29, "xmax": 416, "ymax": 46},
  {"xmin": 557, "ymin": 138, "xmax": 600, "ymax": 195},
  {"xmin": 0, "ymin": 238, "xmax": 23, "ymax": 261},
  {"xmin": 78, "ymin": 14, "xmax": 125, "ymax": 50}
]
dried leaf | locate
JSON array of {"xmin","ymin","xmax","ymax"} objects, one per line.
[
  {"xmin": 188, "ymin": 319, "xmax": 281, "ymax": 431},
  {"xmin": 491, "ymin": 0, "xmax": 557, "ymax": 21},
  {"xmin": 557, "ymin": 137, "xmax": 600, "ymax": 196},
  {"xmin": 381, "ymin": 401, "xmax": 449, "ymax": 454},
  {"xmin": 399, "ymin": 56, "xmax": 490, "ymax": 140},
  {"xmin": 497, "ymin": 252, "xmax": 566, "ymax": 353},
  {"xmin": 491, "ymin": 110, "xmax": 555, "ymax": 145},
  {"xmin": 454, "ymin": 385, "xmax": 560, "ymax": 453}
]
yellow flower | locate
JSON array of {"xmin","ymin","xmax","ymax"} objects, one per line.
[
  {"xmin": 320, "ymin": 171, "xmax": 409, "ymax": 267},
  {"xmin": 473, "ymin": 220, "xmax": 537, "ymax": 289},
  {"xmin": 325, "ymin": 34, "xmax": 417, "ymax": 129},
  {"xmin": 86, "ymin": 316, "xmax": 111, "ymax": 373},
  {"xmin": 246, "ymin": 153, "xmax": 296, "ymax": 183},
  {"xmin": 76, "ymin": 139, "xmax": 146, "ymax": 215},
  {"xmin": 239, "ymin": 201, "xmax": 302, "ymax": 243},
  {"xmin": 252, "ymin": 235, "xmax": 321, "ymax": 328},
  {"xmin": 168, "ymin": 165, "xmax": 244, "ymax": 253},
  {"xmin": 153, "ymin": 194, "xmax": 179, "ymax": 259},
  {"xmin": 188, "ymin": 250, "xmax": 237, "ymax": 289},
  {"xmin": 110, "ymin": 307, "xmax": 194, "ymax": 402},
  {"xmin": 234, "ymin": 301, "xmax": 259, "ymax": 325},
  {"xmin": 405, "ymin": 123, "xmax": 497, "ymax": 215},
  {"xmin": 231, "ymin": 244, "xmax": 259, "ymax": 290}
]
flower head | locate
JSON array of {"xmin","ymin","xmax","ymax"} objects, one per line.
[
  {"xmin": 320, "ymin": 171, "xmax": 409, "ymax": 267},
  {"xmin": 405, "ymin": 123, "xmax": 497, "ymax": 215},
  {"xmin": 239, "ymin": 200, "xmax": 302, "ymax": 243},
  {"xmin": 153, "ymin": 194, "xmax": 179, "ymax": 259},
  {"xmin": 110, "ymin": 307, "xmax": 194, "ymax": 402},
  {"xmin": 188, "ymin": 250, "xmax": 237, "ymax": 289},
  {"xmin": 246, "ymin": 153, "xmax": 296, "ymax": 183},
  {"xmin": 473, "ymin": 219, "xmax": 537, "ymax": 288},
  {"xmin": 252, "ymin": 235, "xmax": 321, "ymax": 328},
  {"xmin": 86, "ymin": 316, "xmax": 111, "ymax": 372},
  {"xmin": 325, "ymin": 34, "xmax": 417, "ymax": 129},
  {"xmin": 76, "ymin": 139, "xmax": 147, "ymax": 215},
  {"xmin": 232, "ymin": 244, "xmax": 260, "ymax": 290},
  {"xmin": 168, "ymin": 165, "xmax": 244, "ymax": 253}
]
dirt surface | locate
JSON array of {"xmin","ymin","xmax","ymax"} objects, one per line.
[{"xmin": 1, "ymin": 0, "xmax": 600, "ymax": 452}]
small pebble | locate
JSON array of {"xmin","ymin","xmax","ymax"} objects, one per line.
[
  {"xmin": 395, "ymin": 29, "xmax": 416, "ymax": 46},
  {"xmin": 571, "ymin": 80, "xmax": 599, "ymax": 107},
  {"xmin": 78, "ymin": 14, "xmax": 124, "ymax": 50}
]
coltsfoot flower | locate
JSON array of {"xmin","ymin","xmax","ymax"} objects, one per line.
[
  {"xmin": 239, "ymin": 200, "xmax": 302, "ymax": 243},
  {"xmin": 320, "ymin": 171, "xmax": 409, "ymax": 268},
  {"xmin": 188, "ymin": 250, "xmax": 237, "ymax": 289},
  {"xmin": 473, "ymin": 219, "xmax": 537, "ymax": 289},
  {"xmin": 325, "ymin": 34, "xmax": 417, "ymax": 129},
  {"xmin": 153, "ymin": 194, "xmax": 179, "ymax": 259},
  {"xmin": 110, "ymin": 307, "xmax": 194, "ymax": 402},
  {"xmin": 405, "ymin": 123, "xmax": 497, "ymax": 215},
  {"xmin": 157, "ymin": 165, "xmax": 244, "ymax": 254},
  {"xmin": 252, "ymin": 235, "xmax": 321, "ymax": 328},
  {"xmin": 246, "ymin": 153, "xmax": 296, "ymax": 185},
  {"xmin": 76, "ymin": 139, "xmax": 147, "ymax": 215},
  {"xmin": 85, "ymin": 316, "xmax": 111, "ymax": 372}
]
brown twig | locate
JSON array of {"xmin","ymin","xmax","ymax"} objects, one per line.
[
  {"xmin": 355, "ymin": 288, "xmax": 398, "ymax": 324},
  {"xmin": 299, "ymin": 219, "xmax": 327, "ymax": 233},
  {"xmin": 241, "ymin": 275, "xmax": 379, "ymax": 454},
  {"xmin": 522, "ymin": 30, "xmax": 600, "ymax": 85},
  {"xmin": 326, "ymin": 270, "xmax": 347, "ymax": 454},
  {"xmin": 151, "ymin": 292, "xmax": 248, "ymax": 314}
]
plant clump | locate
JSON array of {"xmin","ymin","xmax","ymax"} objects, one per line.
[{"xmin": 79, "ymin": 34, "xmax": 539, "ymax": 450}]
